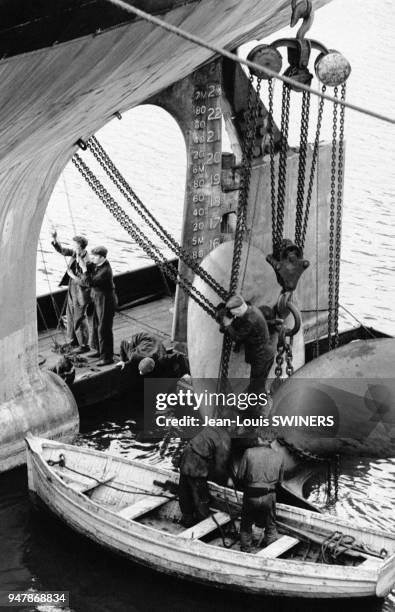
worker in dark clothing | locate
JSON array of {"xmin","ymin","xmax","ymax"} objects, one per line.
[
  {"xmin": 116, "ymin": 331, "xmax": 167, "ymax": 374},
  {"xmin": 179, "ymin": 426, "xmax": 232, "ymax": 527},
  {"xmin": 236, "ymin": 434, "xmax": 284, "ymax": 552},
  {"xmin": 51, "ymin": 231, "xmax": 90, "ymax": 353},
  {"xmin": 78, "ymin": 246, "xmax": 116, "ymax": 366},
  {"xmin": 116, "ymin": 331, "xmax": 190, "ymax": 391},
  {"xmin": 219, "ymin": 294, "xmax": 275, "ymax": 395}
]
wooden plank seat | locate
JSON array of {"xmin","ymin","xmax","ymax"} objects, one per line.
[
  {"xmin": 180, "ymin": 511, "xmax": 230, "ymax": 539},
  {"xmin": 256, "ymin": 535, "xmax": 300, "ymax": 558},
  {"xmin": 66, "ymin": 473, "xmax": 116, "ymax": 493},
  {"xmin": 118, "ymin": 495, "xmax": 173, "ymax": 520}
]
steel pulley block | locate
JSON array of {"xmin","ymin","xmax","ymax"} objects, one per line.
[
  {"xmin": 283, "ymin": 64, "xmax": 313, "ymax": 91},
  {"xmin": 247, "ymin": 44, "xmax": 282, "ymax": 79},
  {"xmin": 315, "ymin": 50, "xmax": 351, "ymax": 87},
  {"xmin": 266, "ymin": 239, "xmax": 310, "ymax": 292}
]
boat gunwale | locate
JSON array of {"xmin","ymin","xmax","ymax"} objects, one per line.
[
  {"xmin": 34, "ymin": 437, "xmax": 395, "ymax": 545},
  {"xmin": 25, "ymin": 436, "xmax": 394, "ymax": 588}
]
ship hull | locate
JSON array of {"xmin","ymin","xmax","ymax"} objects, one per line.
[{"xmin": 0, "ymin": 1, "xmax": 331, "ymax": 472}]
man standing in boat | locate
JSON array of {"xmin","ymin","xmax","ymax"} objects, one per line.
[
  {"xmin": 219, "ymin": 294, "xmax": 275, "ymax": 395},
  {"xmin": 236, "ymin": 432, "xmax": 284, "ymax": 552},
  {"xmin": 51, "ymin": 231, "xmax": 91, "ymax": 353},
  {"xmin": 178, "ymin": 426, "xmax": 232, "ymax": 527},
  {"xmin": 77, "ymin": 246, "xmax": 116, "ymax": 366}
]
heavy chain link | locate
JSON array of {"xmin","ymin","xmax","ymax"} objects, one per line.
[
  {"xmin": 268, "ymin": 79, "xmax": 277, "ymax": 249},
  {"xmin": 274, "ymin": 337, "xmax": 294, "ymax": 382},
  {"xmin": 274, "ymin": 83, "xmax": 291, "ymax": 253},
  {"xmin": 333, "ymin": 83, "xmax": 346, "ymax": 348},
  {"xmin": 294, "ymin": 90, "xmax": 311, "ymax": 246},
  {"xmin": 72, "ymin": 154, "xmax": 218, "ymax": 320},
  {"xmin": 220, "ymin": 74, "xmax": 262, "ymax": 387},
  {"xmin": 328, "ymin": 86, "xmax": 338, "ymax": 351},
  {"xmin": 229, "ymin": 74, "xmax": 262, "ymax": 295},
  {"xmin": 277, "ymin": 437, "xmax": 327, "ymax": 463},
  {"xmin": 87, "ymin": 136, "xmax": 228, "ymax": 302},
  {"xmin": 300, "ymin": 86, "xmax": 326, "ymax": 251}
]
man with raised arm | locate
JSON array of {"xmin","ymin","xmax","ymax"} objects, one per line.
[{"xmin": 51, "ymin": 230, "xmax": 90, "ymax": 353}]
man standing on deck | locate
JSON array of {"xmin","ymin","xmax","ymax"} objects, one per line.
[
  {"xmin": 236, "ymin": 433, "xmax": 284, "ymax": 552},
  {"xmin": 218, "ymin": 294, "xmax": 275, "ymax": 396},
  {"xmin": 178, "ymin": 426, "xmax": 232, "ymax": 527},
  {"xmin": 51, "ymin": 231, "xmax": 90, "ymax": 353},
  {"xmin": 77, "ymin": 246, "xmax": 116, "ymax": 366}
]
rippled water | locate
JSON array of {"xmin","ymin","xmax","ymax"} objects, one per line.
[
  {"xmin": 3, "ymin": 0, "xmax": 394, "ymax": 610},
  {"xmin": 37, "ymin": 0, "xmax": 395, "ymax": 339}
]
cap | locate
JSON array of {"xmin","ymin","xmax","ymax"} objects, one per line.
[
  {"xmin": 91, "ymin": 246, "xmax": 108, "ymax": 257},
  {"xmin": 226, "ymin": 294, "xmax": 245, "ymax": 310},
  {"xmin": 72, "ymin": 235, "xmax": 88, "ymax": 249},
  {"xmin": 138, "ymin": 357, "xmax": 155, "ymax": 375}
]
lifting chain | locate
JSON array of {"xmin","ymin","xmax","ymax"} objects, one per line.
[
  {"xmin": 271, "ymin": 292, "xmax": 302, "ymax": 390},
  {"xmin": 219, "ymin": 74, "xmax": 262, "ymax": 388},
  {"xmin": 328, "ymin": 84, "xmax": 346, "ymax": 350},
  {"xmin": 72, "ymin": 154, "xmax": 218, "ymax": 321},
  {"xmin": 273, "ymin": 83, "xmax": 291, "ymax": 254},
  {"xmin": 229, "ymin": 74, "xmax": 262, "ymax": 295},
  {"xmin": 300, "ymin": 86, "xmax": 326, "ymax": 251},
  {"xmin": 333, "ymin": 83, "xmax": 346, "ymax": 348},
  {"xmin": 268, "ymin": 78, "xmax": 277, "ymax": 249},
  {"xmin": 294, "ymin": 90, "xmax": 311, "ymax": 246},
  {"xmin": 277, "ymin": 437, "xmax": 327, "ymax": 463},
  {"xmin": 87, "ymin": 136, "xmax": 228, "ymax": 302}
]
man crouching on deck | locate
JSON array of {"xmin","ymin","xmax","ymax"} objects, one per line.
[
  {"xmin": 178, "ymin": 426, "xmax": 232, "ymax": 528},
  {"xmin": 236, "ymin": 431, "xmax": 284, "ymax": 552}
]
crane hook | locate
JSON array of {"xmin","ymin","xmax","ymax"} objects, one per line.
[{"xmin": 290, "ymin": 0, "xmax": 314, "ymax": 39}]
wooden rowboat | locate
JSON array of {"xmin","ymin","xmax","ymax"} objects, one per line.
[{"xmin": 25, "ymin": 434, "xmax": 395, "ymax": 599}]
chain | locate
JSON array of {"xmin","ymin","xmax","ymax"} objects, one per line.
[
  {"xmin": 220, "ymin": 75, "xmax": 262, "ymax": 386},
  {"xmin": 274, "ymin": 343, "xmax": 285, "ymax": 379},
  {"xmin": 87, "ymin": 136, "xmax": 228, "ymax": 302},
  {"xmin": 274, "ymin": 83, "xmax": 291, "ymax": 253},
  {"xmin": 300, "ymin": 86, "xmax": 326, "ymax": 251},
  {"xmin": 285, "ymin": 341, "xmax": 294, "ymax": 376},
  {"xmin": 72, "ymin": 154, "xmax": 217, "ymax": 320},
  {"xmin": 295, "ymin": 90, "xmax": 311, "ymax": 247},
  {"xmin": 328, "ymin": 86, "xmax": 338, "ymax": 351},
  {"xmin": 268, "ymin": 79, "xmax": 277, "ymax": 249},
  {"xmin": 277, "ymin": 437, "xmax": 327, "ymax": 463},
  {"xmin": 229, "ymin": 74, "xmax": 262, "ymax": 295},
  {"xmin": 333, "ymin": 84, "xmax": 346, "ymax": 348}
]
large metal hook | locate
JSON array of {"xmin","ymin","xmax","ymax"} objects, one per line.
[{"xmin": 291, "ymin": 0, "xmax": 314, "ymax": 40}]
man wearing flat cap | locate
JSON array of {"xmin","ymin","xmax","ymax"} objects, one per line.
[
  {"xmin": 116, "ymin": 331, "xmax": 167, "ymax": 380},
  {"xmin": 79, "ymin": 246, "xmax": 116, "ymax": 366},
  {"xmin": 219, "ymin": 294, "xmax": 275, "ymax": 395},
  {"xmin": 51, "ymin": 231, "xmax": 91, "ymax": 353}
]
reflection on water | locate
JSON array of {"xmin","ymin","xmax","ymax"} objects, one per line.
[
  {"xmin": 37, "ymin": 0, "xmax": 395, "ymax": 341},
  {"xmin": 1, "ymin": 401, "xmax": 394, "ymax": 612},
  {"xmin": 5, "ymin": 0, "xmax": 395, "ymax": 608}
]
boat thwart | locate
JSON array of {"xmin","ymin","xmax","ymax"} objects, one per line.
[{"xmin": 26, "ymin": 434, "xmax": 395, "ymax": 599}]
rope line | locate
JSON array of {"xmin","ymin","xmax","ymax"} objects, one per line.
[{"xmin": 106, "ymin": 0, "xmax": 395, "ymax": 125}]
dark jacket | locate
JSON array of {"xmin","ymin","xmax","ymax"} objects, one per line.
[
  {"xmin": 51, "ymin": 240, "xmax": 88, "ymax": 286},
  {"xmin": 82, "ymin": 260, "xmax": 116, "ymax": 297},
  {"xmin": 180, "ymin": 426, "xmax": 231, "ymax": 485},
  {"xmin": 120, "ymin": 332, "xmax": 167, "ymax": 364},
  {"xmin": 236, "ymin": 445, "xmax": 284, "ymax": 489},
  {"xmin": 227, "ymin": 305, "xmax": 274, "ymax": 364}
]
